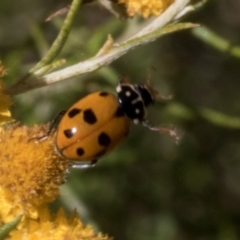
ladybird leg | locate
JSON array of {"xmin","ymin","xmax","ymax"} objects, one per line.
[
  {"xmin": 142, "ymin": 121, "xmax": 183, "ymax": 144},
  {"xmin": 71, "ymin": 159, "xmax": 98, "ymax": 169},
  {"xmin": 144, "ymin": 68, "xmax": 173, "ymax": 101},
  {"xmin": 29, "ymin": 110, "xmax": 66, "ymax": 142},
  {"xmin": 155, "ymin": 92, "xmax": 173, "ymax": 101},
  {"xmin": 46, "ymin": 110, "xmax": 66, "ymax": 136},
  {"xmin": 147, "ymin": 83, "xmax": 173, "ymax": 100},
  {"xmin": 146, "ymin": 67, "xmax": 155, "ymax": 84},
  {"xmin": 61, "ymin": 167, "xmax": 71, "ymax": 184}
]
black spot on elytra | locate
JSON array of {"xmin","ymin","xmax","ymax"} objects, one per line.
[
  {"xmin": 68, "ymin": 108, "xmax": 81, "ymax": 118},
  {"xmin": 94, "ymin": 149, "xmax": 107, "ymax": 158},
  {"xmin": 83, "ymin": 109, "xmax": 97, "ymax": 124},
  {"xmin": 98, "ymin": 132, "xmax": 111, "ymax": 147},
  {"xmin": 76, "ymin": 148, "xmax": 85, "ymax": 156},
  {"xmin": 99, "ymin": 92, "xmax": 109, "ymax": 97},
  {"xmin": 114, "ymin": 106, "xmax": 125, "ymax": 117},
  {"xmin": 64, "ymin": 129, "xmax": 74, "ymax": 138}
]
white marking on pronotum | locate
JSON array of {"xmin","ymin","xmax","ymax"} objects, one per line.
[
  {"xmin": 116, "ymin": 85, "xmax": 122, "ymax": 93},
  {"xmin": 126, "ymin": 91, "xmax": 131, "ymax": 97}
]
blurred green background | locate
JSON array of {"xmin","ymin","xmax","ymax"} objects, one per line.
[{"xmin": 1, "ymin": 0, "xmax": 240, "ymax": 239}]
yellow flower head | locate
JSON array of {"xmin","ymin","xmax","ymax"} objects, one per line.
[
  {"xmin": 8, "ymin": 206, "xmax": 112, "ymax": 240},
  {"xmin": 0, "ymin": 124, "xmax": 70, "ymax": 223},
  {"xmin": 7, "ymin": 206, "xmax": 109, "ymax": 240},
  {"xmin": 0, "ymin": 124, "xmax": 111, "ymax": 239},
  {"xmin": 118, "ymin": 0, "xmax": 175, "ymax": 18},
  {"xmin": 0, "ymin": 62, "xmax": 13, "ymax": 125}
]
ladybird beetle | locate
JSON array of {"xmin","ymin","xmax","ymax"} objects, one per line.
[
  {"xmin": 116, "ymin": 76, "xmax": 180, "ymax": 142},
  {"xmin": 33, "ymin": 77, "xmax": 179, "ymax": 168},
  {"xmin": 56, "ymin": 91, "xmax": 130, "ymax": 166},
  {"xmin": 34, "ymin": 91, "xmax": 131, "ymax": 168}
]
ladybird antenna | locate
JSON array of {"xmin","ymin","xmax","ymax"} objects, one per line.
[
  {"xmin": 28, "ymin": 110, "xmax": 66, "ymax": 142},
  {"xmin": 118, "ymin": 75, "xmax": 130, "ymax": 84},
  {"xmin": 155, "ymin": 91, "xmax": 173, "ymax": 101},
  {"xmin": 142, "ymin": 120, "xmax": 182, "ymax": 145},
  {"xmin": 146, "ymin": 67, "xmax": 153, "ymax": 83},
  {"xmin": 145, "ymin": 70, "xmax": 159, "ymax": 101},
  {"xmin": 145, "ymin": 68, "xmax": 173, "ymax": 101}
]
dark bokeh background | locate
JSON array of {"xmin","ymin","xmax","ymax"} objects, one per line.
[{"xmin": 1, "ymin": 0, "xmax": 240, "ymax": 239}]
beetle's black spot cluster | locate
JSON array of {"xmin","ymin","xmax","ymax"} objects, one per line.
[
  {"xmin": 64, "ymin": 104, "xmax": 113, "ymax": 160},
  {"xmin": 64, "ymin": 129, "xmax": 75, "ymax": 138},
  {"xmin": 68, "ymin": 108, "xmax": 81, "ymax": 118},
  {"xmin": 83, "ymin": 109, "xmax": 97, "ymax": 124},
  {"xmin": 114, "ymin": 106, "xmax": 125, "ymax": 117},
  {"xmin": 99, "ymin": 92, "xmax": 109, "ymax": 97},
  {"xmin": 76, "ymin": 147, "xmax": 85, "ymax": 156},
  {"xmin": 54, "ymin": 90, "xmax": 133, "ymax": 164},
  {"xmin": 75, "ymin": 132, "xmax": 110, "ymax": 159},
  {"xmin": 98, "ymin": 132, "xmax": 111, "ymax": 147}
]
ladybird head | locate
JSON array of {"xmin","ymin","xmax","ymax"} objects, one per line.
[{"xmin": 116, "ymin": 75, "xmax": 179, "ymax": 143}]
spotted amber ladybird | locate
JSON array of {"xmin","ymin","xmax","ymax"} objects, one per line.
[
  {"xmin": 52, "ymin": 91, "xmax": 130, "ymax": 167},
  {"xmin": 33, "ymin": 77, "xmax": 179, "ymax": 168}
]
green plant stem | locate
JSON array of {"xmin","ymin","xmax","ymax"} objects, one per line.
[
  {"xmin": 0, "ymin": 214, "xmax": 23, "ymax": 239},
  {"xmin": 30, "ymin": 22, "xmax": 49, "ymax": 57},
  {"xmin": 166, "ymin": 102, "xmax": 240, "ymax": 129},
  {"xmin": 6, "ymin": 0, "xmax": 203, "ymax": 95},
  {"xmin": 192, "ymin": 26, "xmax": 240, "ymax": 58},
  {"xmin": 6, "ymin": 22, "xmax": 198, "ymax": 95},
  {"xmin": 30, "ymin": 0, "xmax": 82, "ymax": 73}
]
